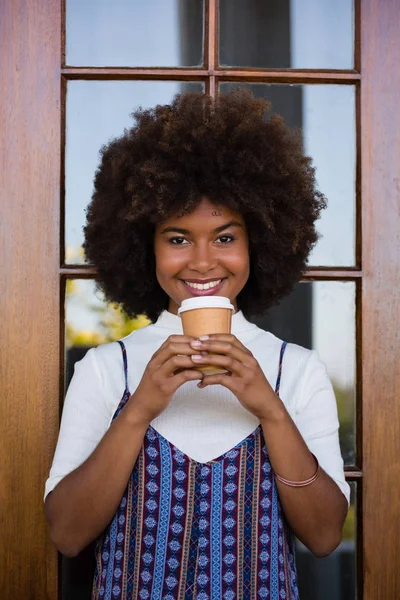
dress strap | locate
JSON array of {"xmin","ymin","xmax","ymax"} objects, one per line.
[
  {"xmin": 274, "ymin": 341, "xmax": 287, "ymax": 396},
  {"xmin": 117, "ymin": 340, "xmax": 129, "ymax": 392}
]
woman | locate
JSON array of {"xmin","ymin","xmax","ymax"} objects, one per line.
[{"xmin": 45, "ymin": 89, "xmax": 349, "ymax": 599}]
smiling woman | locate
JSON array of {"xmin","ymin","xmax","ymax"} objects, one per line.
[
  {"xmin": 154, "ymin": 199, "xmax": 250, "ymax": 313},
  {"xmin": 45, "ymin": 89, "xmax": 349, "ymax": 599}
]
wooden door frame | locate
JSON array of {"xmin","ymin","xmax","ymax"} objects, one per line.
[
  {"xmin": 0, "ymin": 1, "xmax": 61, "ymax": 599},
  {"xmin": 360, "ymin": 0, "xmax": 400, "ymax": 595},
  {"xmin": 1, "ymin": 0, "xmax": 399, "ymax": 597}
]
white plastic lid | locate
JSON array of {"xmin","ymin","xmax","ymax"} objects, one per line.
[{"xmin": 178, "ymin": 295, "xmax": 235, "ymax": 314}]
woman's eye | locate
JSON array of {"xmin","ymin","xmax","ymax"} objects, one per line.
[
  {"xmin": 217, "ymin": 235, "xmax": 234, "ymax": 243},
  {"xmin": 169, "ymin": 237, "xmax": 188, "ymax": 245}
]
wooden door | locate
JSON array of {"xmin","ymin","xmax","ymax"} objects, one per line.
[{"xmin": 1, "ymin": 1, "xmax": 399, "ymax": 598}]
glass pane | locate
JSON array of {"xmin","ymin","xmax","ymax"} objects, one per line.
[
  {"xmin": 65, "ymin": 81, "xmax": 205, "ymax": 264},
  {"xmin": 65, "ymin": 279, "xmax": 150, "ymax": 387},
  {"xmin": 66, "ymin": 0, "xmax": 204, "ymax": 67},
  {"xmin": 219, "ymin": 0, "xmax": 354, "ymax": 69},
  {"xmin": 296, "ymin": 481, "xmax": 357, "ymax": 599},
  {"xmin": 220, "ymin": 83, "xmax": 356, "ymax": 266},
  {"xmin": 253, "ymin": 281, "xmax": 356, "ymax": 466}
]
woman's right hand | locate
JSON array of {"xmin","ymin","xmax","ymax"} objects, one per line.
[{"xmin": 125, "ymin": 335, "xmax": 204, "ymax": 425}]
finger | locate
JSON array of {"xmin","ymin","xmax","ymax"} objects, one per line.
[
  {"xmin": 197, "ymin": 372, "xmax": 236, "ymax": 392},
  {"xmin": 152, "ymin": 335, "xmax": 198, "ymax": 356},
  {"xmin": 150, "ymin": 339, "xmax": 201, "ymax": 370},
  {"xmin": 158, "ymin": 354, "xmax": 205, "ymax": 379},
  {"xmin": 162, "ymin": 368, "xmax": 204, "ymax": 395},
  {"xmin": 196, "ymin": 334, "xmax": 253, "ymax": 355},
  {"xmin": 189, "ymin": 339, "xmax": 254, "ymax": 366},
  {"xmin": 173, "ymin": 369, "xmax": 204, "ymax": 386},
  {"xmin": 190, "ymin": 353, "xmax": 245, "ymax": 377}
]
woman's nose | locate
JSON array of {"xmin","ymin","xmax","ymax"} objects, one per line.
[{"xmin": 187, "ymin": 243, "xmax": 218, "ymax": 272}]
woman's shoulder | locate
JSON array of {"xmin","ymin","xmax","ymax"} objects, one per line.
[
  {"xmin": 92, "ymin": 322, "xmax": 158, "ymax": 359},
  {"xmin": 90, "ymin": 322, "xmax": 165, "ymax": 383},
  {"xmin": 246, "ymin": 323, "xmax": 313, "ymax": 365}
]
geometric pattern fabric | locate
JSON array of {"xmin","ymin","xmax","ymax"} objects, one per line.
[{"xmin": 92, "ymin": 341, "xmax": 299, "ymax": 599}]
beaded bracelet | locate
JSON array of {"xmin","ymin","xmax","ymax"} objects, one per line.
[{"xmin": 274, "ymin": 454, "xmax": 321, "ymax": 488}]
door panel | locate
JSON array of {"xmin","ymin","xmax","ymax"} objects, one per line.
[
  {"xmin": 360, "ymin": 0, "xmax": 400, "ymax": 595},
  {"xmin": 0, "ymin": 1, "xmax": 61, "ymax": 598},
  {"xmin": 1, "ymin": 0, "xmax": 400, "ymax": 598}
]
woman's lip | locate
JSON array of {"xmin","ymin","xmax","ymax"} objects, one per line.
[{"xmin": 181, "ymin": 278, "xmax": 226, "ymax": 297}]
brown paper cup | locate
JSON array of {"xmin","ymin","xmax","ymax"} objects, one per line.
[{"xmin": 178, "ymin": 297, "xmax": 234, "ymax": 375}]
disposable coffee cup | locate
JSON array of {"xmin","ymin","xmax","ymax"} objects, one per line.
[{"xmin": 178, "ymin": 296, "xmax": 235, "ymax": 375}]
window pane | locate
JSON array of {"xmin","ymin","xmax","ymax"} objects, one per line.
[
  {"xmin": 66, "ymin": 0, "xmax": 204, "ymax": 67},
  {"xmin": 219, "ymin": 0, "xmax": 354, "ymax": 69},
  {"xmin": 220, "ymin": 83, "xmax": 356, "ymax": 267},
  {"xmin": 253, "ymin": 281, "xmax": 356, "ymax": 466},
  {"xmin": 296, "ymin": 482, "xmax": 357, "ymax": 599},
  {"xmin": 65, "ymin": 81, "xmax": 205, "ymax": 264},
  {"xmin": 65, "ymin": 279, "xmax": 150, "ymax": 387}
]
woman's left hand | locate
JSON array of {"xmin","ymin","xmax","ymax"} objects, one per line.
[{"xmin": 190, "ymin": 334, "xmax": 284, "ymax": 421}]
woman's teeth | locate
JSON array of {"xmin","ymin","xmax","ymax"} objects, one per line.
[{"xmin": 184, "ymin": 279, "xmax": 222, "ymax": 290}]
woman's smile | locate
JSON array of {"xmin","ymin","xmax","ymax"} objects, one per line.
[{"xmin": 180, "ymin": 277, "xmax": 227, "ymax": 296}]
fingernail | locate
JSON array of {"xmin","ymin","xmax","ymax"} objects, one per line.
[
  {"xmin": 190, "ymin": 340, "xmax": 202, "ymax": 348},
  {"xmin": 191, "ymin": 355, "xmax": 203, "ymax": 361},
  {"xmin": 199, "ymin": 335, "xmax": 209, "ymax": 341}
]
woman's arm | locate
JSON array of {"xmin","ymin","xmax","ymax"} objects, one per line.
[
  {"xmin": 260, "ymin": 404, "xmax": 348, "ymax": 557},
  {"xmin": 45, "ymin": 405, "xmax": 149, "ymax": 557}
]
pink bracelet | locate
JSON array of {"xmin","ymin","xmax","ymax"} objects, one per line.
[{"xmin": 274, "ymin": 454, "xmax": 321, "ymax": 488}]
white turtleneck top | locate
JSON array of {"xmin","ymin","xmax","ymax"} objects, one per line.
[{"xmin": 45, "ymin": 310, "xmax": 350, "ymax": 503}]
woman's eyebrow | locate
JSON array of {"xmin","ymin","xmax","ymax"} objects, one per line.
[{"xmin": 160, "ymin": 220, "xmax": 243, "ymax": 235}]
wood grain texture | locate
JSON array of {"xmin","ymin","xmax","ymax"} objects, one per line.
[
  {"xmin": 361, "ymin": 0, "xmax": 400, "ymax": 596},
  {"xmin": 0, "ymin": 1, "xmax": 61, "ymax": 598},
  {"xmin": 204, "ymin": 0, "xmax": 217, "ymax": 96},
  {"xmin": 60, "ymin": 266, "xmax": 364, "ymax": 280},
  {"xmin": 61, "ymin": 66, "xmax": 361, "ymax": 83}
]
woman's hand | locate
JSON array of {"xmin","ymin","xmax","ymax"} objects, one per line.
[
  {"xmin": 190, "ymin": 334, "xmax": 284, "ymax": 421},
  {"xmin": 126, "ymin": 335, "xmax": 204, "ymax": 424}
]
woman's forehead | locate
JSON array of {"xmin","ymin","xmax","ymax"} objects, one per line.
[{"xmin": 160, "ymin": 197, "xmax": 244, "ymax": 227}]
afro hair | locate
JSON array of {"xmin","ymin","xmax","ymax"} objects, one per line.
[{"xmin": 83, "ymin": 89, "xmax": 326, "ymax": 322}]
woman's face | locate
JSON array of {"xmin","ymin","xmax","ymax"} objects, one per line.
[{"xmin": 154, "ymin": 197, "xmax": 250, "ymax": 315}]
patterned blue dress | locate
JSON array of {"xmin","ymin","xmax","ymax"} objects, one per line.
[{"xmin": 92, "ymin": 340, "xmax": 299, "ymax": 599}]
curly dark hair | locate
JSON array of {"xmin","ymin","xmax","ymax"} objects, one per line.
[{"xmin": 83, "ymin": 89, "xmax": 326, "ymax": 323}]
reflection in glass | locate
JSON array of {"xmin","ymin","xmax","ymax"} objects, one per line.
[
  {"xmin": 253, "ymin": 281, "xmax": 356, "ymax": 466},
  {"xmin": 220, "ymin": 83, "xmax": 356, "ymax": 267},
  {"xmin": 66, "ymin": 0, "xmax": 204, "ymax": 67},
  {"xmin": 219, "ymin": 0, "xmax": 354, "ymax": 69},
  {"xmin": 65, "ymin": 279, "xmax": 150, "ymax": 388},
  {"xmin": 296, "ymin": 482, "xmax": 356, "ymax": 599},
  {"xmin": 65, "ymin": 81, "xmax": 204, "ymax": 264}
]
